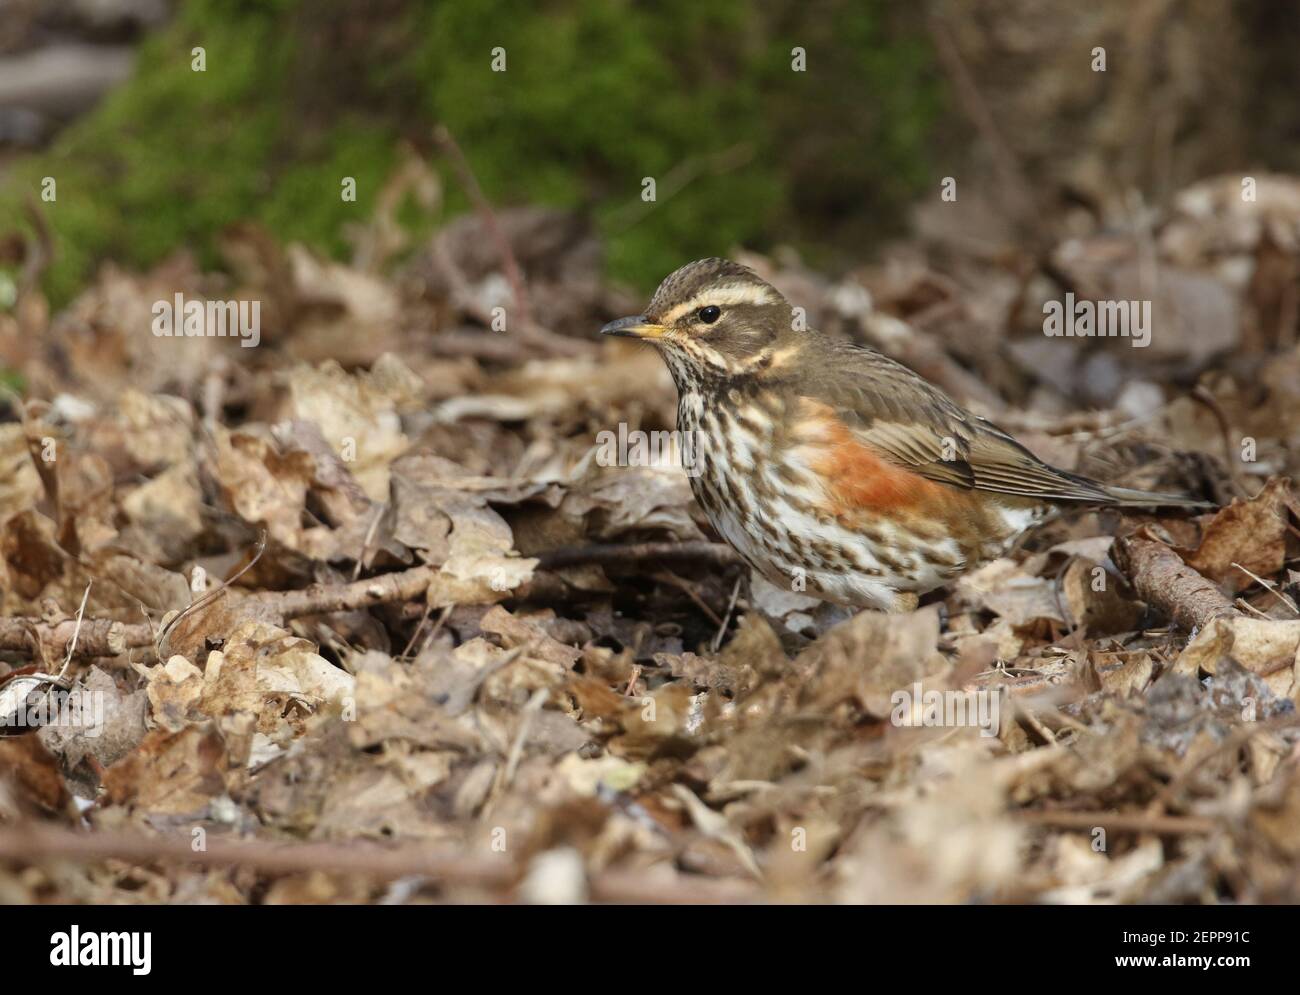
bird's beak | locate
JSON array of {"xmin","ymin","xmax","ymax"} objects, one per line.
[{"xmin": 600, "ymin": 315, "xmax": 666, "ymax": 340}]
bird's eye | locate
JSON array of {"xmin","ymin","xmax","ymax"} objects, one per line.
[{"xmin": 697, "ymin": 305, "xmax": 721, "ymax": 324}]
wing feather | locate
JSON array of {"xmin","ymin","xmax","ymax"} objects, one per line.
[{"xmin": 798, "ymin": 339, "xmax": 1115, "ymax": 505}]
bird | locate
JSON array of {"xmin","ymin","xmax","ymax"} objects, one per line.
[{"xmin": 601, "ymin": 257, "xmax": 1209, "ymax": 613}]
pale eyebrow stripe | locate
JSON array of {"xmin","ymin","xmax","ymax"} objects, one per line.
[{"xmin": 658, "ymin": 282, "xmax": 777, "ymax": 324}]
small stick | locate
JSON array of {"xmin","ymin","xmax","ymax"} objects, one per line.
[
  {"xmin": 711, "ymin": 575, "xmax": 743, "ymax": 653},
  {"xmin": 57, "ymin": 581, "xmax": 93, "ymax": 680},
  {"xmin": 926, "ymin": 12, "xmax": 1036, "ymax": 228},
  {"xmin": 501, "ymin": 687, "xmax": 548, "ymax": 788},
  {"xmin": 1111, "ymin": 530, "xmax": 1239, "ymax": 631},
  {"xmin": 0, "ymin": 822, "xmax": 761, "ymax": 902},
  {"xmin": 1017, "ymin": 809, "xmax": 1219, "ymax": 835},
  {"xmin": 1231, "ymin": 561, "xmax": 1299, "ymax": 616},
  {"xmin": 539, "ymin": 541, "xmax": 741, "ymax": 571},
  {"xmin": 654, "ymin": 569, "xmax": 723, "ymax": 627},
  {"xmin": 1191, "ymin": 385, "xmax": 1249, "ymax": 499},
  {"xmin": 623, "ymin": 664, "xmax": 642, "ymax": 698},
  {"xmin": 432, "ymin": 124, "xmax": 533, "ymax": 332}
]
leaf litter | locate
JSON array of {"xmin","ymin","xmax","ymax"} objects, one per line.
[{"xmin": 2, "ymin": 167, "xmax": 1300, "ymax": 904}]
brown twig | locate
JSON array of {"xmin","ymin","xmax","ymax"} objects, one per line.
[
  {"xmin": 925, "ymin": 11, "xmax": 1037, "ymax": 229},
  {"xmin": 427, "ymin": 239, "xmax": 592, "ymax": 359},
  {"xmin": 0, "ymin": 617, "xmax": 145, "ymax": 658},
  {"xmin": 712, "ymin": 575, "xmax": 743, "ymax": 653},
  {"xmin": 0, "ymin": 824, "xmax": 761, "ymax": 903},
  {"xmin": 20, "ymin": 192, "xmax": 55, "ymax": 294},
  {"xmin": 603, "ymin": 142, "xmax": 755, "ymax": 232},
  {"xmin": 1191, "ymin": 385, "xmax": 1249, "ymax": 499},
  {"xmin": 1111, "ymin": 529, "xmax": 1239, "ymax": 631},
  {"xmin": 432, "ymin": 124, "xmax": 533, "ymax": 332},
  {"xmin": 538, "ymin": 541, "xmax": 742, "ymax": 571},
  {"xmin": 1016, "ymin": 809, "xmax": 1220, "ymax": 835},
  {"xmin": 0, "ymin": 562, "xmax": 443, "ymax": 660},
  {"xmin": 1, "ymin": 546, "xmax": 732, "ymax": 662},
  {"xmin": 429, "ymin": 126, "xmax": 594, "ymax": 359},
  {"xmin": 0, "ymin": 823, "xmax": 514, "ymax": 887},
  {"xmin": 425, "ymin": 327, "xmax": 552, "ymax": 362},
  {"xmin": 1231, "ymin": 561, "xmax": 1300, "ymax": 616},
  {"xmin": 245, "ymin": 563, "xmax": 441, "ymax": 618},
  {"xmin": 653, "ymin": 569, "xmax": 724, "ymax": 627}
]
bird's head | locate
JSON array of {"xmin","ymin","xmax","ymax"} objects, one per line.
[{"xmin": 601, "ymin": 258, "xmax": 796, "ymax": 387}]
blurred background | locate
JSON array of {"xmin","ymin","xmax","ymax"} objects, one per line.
[{"xmin": 2, "ymin": 0, "xmax": 1298, "ymax": 307}]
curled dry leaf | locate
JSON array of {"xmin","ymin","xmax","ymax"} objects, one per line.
[
  {"xmin": 1175, "ymin": 616, "xmax": 1300, "ymax": 700},
  {"xmin": 1178, "ymin": 477, "xmax": 1294, "ymax": 592},
  {"xmin": 37, "ymin": 666, "xmax": 148, "ymax": 773},
  {"xmin": 955, "ymin": 558, "xmax": 1065, "ymax": 626},
  {"xmin": 100, "ymin": 725, "xmax": 230, "ymax": 817},
  {"xmin": 199, "ymin": 620, "xmax": 356, "ymax": 732},
  {"xmin": 389, "ymin": 453, "xmax": 538, "ymax": 605},
  {"xmin": 794, "ymin": 605, "xmax": 947, "ymax": 717},
  {"xmin": 209, "ymin": 428, "xmax": 315, "ymax": 550},
  {"xmin": 281, "ymin": 357, "xmax": 415, "ymax": 500}
]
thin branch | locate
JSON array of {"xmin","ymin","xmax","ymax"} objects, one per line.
[
  {"xmin": 0, "ymin": 824, "xmax": 761, "ymax": 903},
  {"xmin": 538, "ymin": 541, "xmax": 742, "ymax": 571},
  {"xmin": 1231, "ymin": 561, "xmax": 1300, "ymax": 617},
  {"xmin": 58, "ymin": 581, "xmax": 93, "ymax": 678},
  {"xmin": 1016, "ymin": 809, "xmax": 1220, "ymax": 835},
  {"xmin": 432, "ymin": 124, "xmax": 533, "ymax": 332},
  {"xmin": 604, "ymin": 142, "xmax": 755, "ymax": 232},
  {"xmin": 246, "ymin": 563, "xmax": 440, "ymax": 618},
  {"xmin": 1111, "ymin": 529, "xmax": 1239, "ymax": 631},
  {"xmin": 654, "ymin": 569, "xmax": 724, "ymax": 627},
  {"xmin": 0, "ymin": 562, "xmax": 441, "ymax": 659},
  {"xmin": 0, "ymin": 617, "xmax": 144, "ymax": 658},
  {"xmin": 1191, "ymin": 385, "xmax": 1249, "ymax": 499},
  {"xmin": 712, "ymin": 575, "xmax": 743, "ymax": 653},
  {"xmin": 926, "ymin": 10, "xmax": 1037, "ymax": 228},
  {"xmin": 0, "ymin": 824, "xmax": 513, "ymax": 886},
  {"xmin": 19, "ymin": 192, "xmax": 55, "ymax": 294}
]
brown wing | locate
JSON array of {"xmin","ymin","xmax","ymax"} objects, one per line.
[{"xmin": 797, "ymin": 338, "xmax": 1115, "ymax": 505}]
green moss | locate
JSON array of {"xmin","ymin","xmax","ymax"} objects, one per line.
[
  {"xmin": 2, "ymin": 0, "xmax": 299, "ymax": 302},
  {"xmin": 260, "ymin": 121, "xmax": 400, "ymax": 255},
  {"xmin": 0, "ymin": 369, "xmax": 24, "ymax": 393},
  {"xmin": 404, "ymin": 0, "xmax": 778, "ymax": 282},
  {"xmin": 0, "ymin": 0, "xmax": 940, "ymax": 304}
]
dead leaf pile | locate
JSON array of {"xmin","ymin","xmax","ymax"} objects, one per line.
[{"xmin": 2, "ymin": 162, "xmax": 1300, "ymax": 904}]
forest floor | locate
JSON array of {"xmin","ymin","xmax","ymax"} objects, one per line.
[{"xmin": 2, "ymin": 164, "xmax": 1300, "ymax": 903}]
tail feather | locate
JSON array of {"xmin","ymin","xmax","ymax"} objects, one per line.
[{"xmin": 1101, "ymin": 485, "xmax": 1213, "ymax": 509}]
